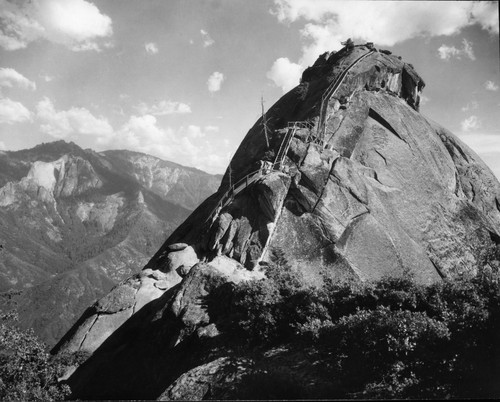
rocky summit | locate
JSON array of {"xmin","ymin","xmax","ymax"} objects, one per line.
[{"xmin": 54, "ymin": 43, "xmax": 500, "ymax": 399}]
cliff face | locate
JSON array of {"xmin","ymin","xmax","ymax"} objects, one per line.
[
  {"xmin": 54, "ymin": 44, "xmax": 500, "ymax": 399},
  {"xmin": 150, "ymin": 44, "xmax": 500, "ymax": 284}
]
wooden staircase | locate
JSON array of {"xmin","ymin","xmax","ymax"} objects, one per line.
[
  {"xmin": 206, "ymin": 50, "xmax": 375, "ymax": 227},
  {"xmin": 206, "ymin": 121, "xmax": 312, "ymax": 226}
]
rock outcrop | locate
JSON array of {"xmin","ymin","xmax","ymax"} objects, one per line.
[
  {"xmin": 147, "ymin": 44, "xmax": 500, "ymax": 285},
  {"xmin": 0, "ymin": 155, "xmax": 102, "ymax": 207},
  {"xmin": 54, "ymin": 43, "xmax": 500, "ymax": 399}
]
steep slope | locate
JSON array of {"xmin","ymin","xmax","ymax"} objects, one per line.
[
  {"xmin": 103, "ymin": 149, "xmax": 222, "ymax": 210},
  {"xmin": 13, "ymin": 265, "xmax": 116, "ymax": 348},
  {"xmin": 54, "ymin": 43, "xmax": 500, "ymax": 399},
  {"xmin": 0, "ymin": 141, "xmax": 220, "ymax": 345}
]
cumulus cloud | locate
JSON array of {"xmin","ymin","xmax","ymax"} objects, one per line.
[
  {"xmin": 437, "ymin": 44, "xmax": 460, "ymax": 60},
  {"xmin": 485, "ymin": 80, "xmax": 499, "ymax": 91},
  {"xmin": 115, "ymin": 115, "xmax": 226, "ymax": 173},
  {"xmin": 438, "ymin": 38, "xmax": 476, "ymax": 61},
  {"xmin": 145, "ymin": 42, "xmax": 158, "ymax": 54},
  {"xmin": 0, "ymin": 0, "xmax": 113, "ymax": 51},
  {"xmin": 200, "ymin": 29, "xmax": 214, "ymax": 47},
  {"xmin": 266, "ymin": 57, "xmax": 302, "ymax": 92},
  {"xmin": 0, "ymin": 97, "xmax": 31, "ymax": 124},
  {"xmin": 0, "ymin": 141, "xmax": 5, "ymax": 150},
  {"xmin": 461, "ymin": 38, "xmax": 476, "ymax": 60},
  {"xmin": 0, "ymin": 67, "xmax": 36, "ymax": 90},
  {"xmin": 0, "ymin": 0, "xmax": 42, "ymax": 51},
  {"xmin": 267, "ymin": 0, "xmax": 498, "ymax": 88},
  {"xmin": 460, "ymin": 115, "xmax": 482, "ymax": 132},
  {"xmin": 118, "ymin": 114, "xmax": 166, "ymax": 148},
  {"xmin": 207, "ymin": 72, "xmax": 224, "ymax": 93},
  {"xmin": 136, "ymin": 100, "xmax": 191, "ymax": 116},
  {"xmin": 470, "ymin": 1, "xmax": 500, "ymax": 34},
  {"xmin": 36, "ymin": 97, "xmax": 113, "ymax": 139},
  {"xmin": 461, "ymin": 100, "xmax": 479, "ymax": 112},
  {"xmin": 272, "ymin": 0, "xmax": 498, "ymax": 38}
]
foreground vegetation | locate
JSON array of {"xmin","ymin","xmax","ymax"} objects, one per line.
[
  {"xmin": 1, "ymin": 249, "xmax": 499, "ymax": 400},
  {"xmin": 211, "ymin": 252, "xmax": 500, "ymax": 399},
  {"xmin": 0, "ymin": 312, "xmax": 70, "ymax": 401}
]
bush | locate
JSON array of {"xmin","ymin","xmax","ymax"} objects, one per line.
[
  {"xmin": 0, "ymin": 312, "xmax": 69, "ymax": 401},
  {"xmin": 211, "ymin": 255, "xmax": 500, "ymax": 399},
  {"xmin": 221, "ymin": 279, "xmax": 282, "ymax": 344},
  {"xmin": 321, "ymin": 307, "xmax": 451, "ymax": 398}
]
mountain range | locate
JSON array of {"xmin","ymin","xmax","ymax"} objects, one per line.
[{"xmin": 0, "ymin": 140, "xmax": 221, "ymax": 345}]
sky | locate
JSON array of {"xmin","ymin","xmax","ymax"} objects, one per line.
[{"xmin": 0, "ymin": 0, "xmax": 499, "ymax": 176}]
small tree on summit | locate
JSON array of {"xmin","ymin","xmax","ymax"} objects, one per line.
[{"xmin": 342, "ymin": 38, "xmax": 354, "ymax": 49}]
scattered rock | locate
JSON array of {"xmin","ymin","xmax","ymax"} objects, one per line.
[
  {"xmin": 196, "ymin": 323, "xmax": 220, "ymax": 339},
  {"xmin": 166, "ymin": 245, "xmax": 199, "ymax": 273},
  {"xmin": 158, "ymin": 357, "xmax": 251, "ymax": 401}
]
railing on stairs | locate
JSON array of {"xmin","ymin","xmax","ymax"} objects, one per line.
[
  {"xmin": 274, "ymin": 121, "xmax": 314, "ymax": 169},
  {"xmin": 205, "ymin": 161, "xmax": 280, "ymax": 226},
  {"xmin": 205, "ymin": 50, "xmax": 377, "ymax": 234},
  {"xmin": 315, "ymin": 49, "xmax": 375, "ymax": 142},
  {"xmin": 206, "ymin": 120, "xmax": 313, "ymax": 227}
]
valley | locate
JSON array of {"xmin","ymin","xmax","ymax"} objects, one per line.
[{"xmin": 0, "ymin": 141, "xmax": 221, "ymax": 345}]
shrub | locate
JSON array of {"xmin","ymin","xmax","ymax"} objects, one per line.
[
  {"xmin": 207, "ymin": 247, "xmax": 500, "ymax": 399},
  {"xmin": 320, "ymin": 307, "xmax": 451, "ymax": 398},
  {"xmin": 221, "ymin": 278, "xmax": 283, "ymax": 344},
  {"xmin": 0, "ymin": 312, "xmax": 70, "ymax": 401},
  {"xmin": 213, "ymin": 257, "xmax": 500, "ymax": 398}
]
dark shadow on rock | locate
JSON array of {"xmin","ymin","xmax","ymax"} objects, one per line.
[{"xmin": 65, "ymin": 283, "xmax": 206, "ymax": 400}]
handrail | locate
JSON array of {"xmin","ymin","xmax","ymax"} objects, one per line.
[
  {"xmin": 287, "ymin": 121, "xmax": 314, "ymax": 129},
  {"xmin": 274, "ymin": 125, "xmax": 295, "ymax": 169},
  {"xmin": 316, "ymin": 49, "xmax": 375, "ymax": 140},
  {"xmin": 274, "ymin": 121, "xmax": 313, "ymax": 169},
  {"xmin": 205, "ymin": 161, "xmax": 283, "ymax": 225},
  {"xmin": 205, "ymin": 52, "xmax": 375, "ymax": 229},
  {"xmin": 206, "ymin": 120, "xmax": 312, "ymax": 226}
]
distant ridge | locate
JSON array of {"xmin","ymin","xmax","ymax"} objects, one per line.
[{"xmin": 0, "ymin": 140, "xmax": 220, "ymax": 345}]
